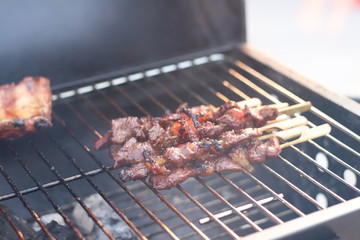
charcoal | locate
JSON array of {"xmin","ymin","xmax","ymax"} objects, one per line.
[{"xmin": 33, "ymin": 220, "xmax": 77, "ymax": 240}]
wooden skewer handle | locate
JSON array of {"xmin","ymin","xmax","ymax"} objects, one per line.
[
  {"xmin": 259, "ymin": 125, "xmax": 309, "ymax": 141},
  {"xmin": 259, "ymin": 116, "xmax": 308, "ymax": 132},
  {"xmin": 280, "ymin": 124, "xmax": 331, "ymax": 148},
  {"xmin": 278, "ymin": 101, "xmax": 312, "ymax": 116}
]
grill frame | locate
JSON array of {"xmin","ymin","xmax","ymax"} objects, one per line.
[{"xmin": 1, "ymin": 47, "xmax": 359, "ymax": 239}]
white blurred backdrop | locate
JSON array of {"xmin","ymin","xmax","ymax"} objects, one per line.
[{"xmin": 246, "ymin": 0, "xmax": 360, "ymax": 99}]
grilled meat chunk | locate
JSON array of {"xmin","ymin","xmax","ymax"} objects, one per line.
[
  {"xmin": 111, "ymin": 137, "xmax": 154, "ymax": 168},
  {"xmin": 163, "ymin": 128, "xmax": 261, "ymax": 166},
  {"xmin": 94, "ymin": 100, "xmax": 282, "ymax": 190},
  {"xmin": 149, "ymin": 156, "xmax": 245, "ymax": 190},
  {"xmin": 0, "ymin": 77, "xmax": 52, "ymax": 139},
  {"xmin": 94, "ymin": 101, "xmax": 278, "ymax": 151},
  {"xmin": 246, "ymin": 136, "xmax": 282, "ymax": 163},
  {"xmin": 119, "ymin": 162, "xmax": 150, "ymax": 182},
  {"xmin": 120, "ymin": 136, "xmax": 281, "ymax": 188}
]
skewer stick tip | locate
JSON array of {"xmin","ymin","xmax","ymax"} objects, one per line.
[{"xmin": 280, "ymin": 124, "xmax": 331, "ymax": 148}]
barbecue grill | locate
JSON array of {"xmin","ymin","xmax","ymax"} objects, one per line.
[{"xmin": 1, "ymin": 1, "xmax": 359, "ymax": 239}]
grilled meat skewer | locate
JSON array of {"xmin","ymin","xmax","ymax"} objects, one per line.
[
  {"xmin": 94, "ymin": 101, "xmax": 278, "ymax": 150},
  {"xmin": 110, "ymin": 128, "xmax": 261, "ymax": 168},
  {"xmin": 94, "ymin": 100, "xmax": 326, "ymax": 190},
  {"xmin": 121, "ymin": 136, "xmax": 282, "ymax": 189}
]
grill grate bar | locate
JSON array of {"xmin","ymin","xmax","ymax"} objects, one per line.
[
  {"xmin": 94, "ymin": 89, "xmax": 129, "ymax": 118},
  {"xmin": 77, "ymin": 93, "xmax": 112, "ymax": 125},
  {"xmin": 52, "ymin": 109, "xmax": 164, "ymax": 240},
  {"xmin": 180, "ymin": 68, "xmax": 231, "ymax": 103},
  {"xmin": 0, "ymin": 168, "xmax": 104, "ymax": 201},
  {"xmin": 0, "ymin": 165, "xmax": 56, "ymax": 240},
  {"xmin": 195, "ymin": 177, "xmax": 263, "ymax": 231},
  {"xmin": 0, "ymin": 204, "xmax": 26, "ymax": 240},
  {"xmin": 176, "ymin": 185, "xmax": 240, "ymax": 239},
  {"xmin": 323, "ymin": 135, "xmax": 360, "ymax": 158},
  {"xmin": 58, "ymin": 97, "xmax": 186, "ymax": 239},
  {"xmin": 161, "ymin": 71, "xmax": 211, "ymax": 106},
  {"xmin": 81, "ymin": 81, "xmax": 254, "ymax": 238},
  {"xmin": 307, "ymin": 139, "xmax": 360, "ymax": 176},
  {"xmin": 200, "ymin": 62, "xmax": 358, "ymax": 193},
  {"xmin": 45, "ymin": 128, "xmax": 145, "ymax": 239},
  {"xmin": 289, "ymin": 145, "xmax": 360, "ymax": 193},
  {"xmin": 5, "ymin": 144, "xmax": 85, "ymax": 239},
  {"xmin": 113, "ymin": 85, "xmax": 150, "ymax": 115},
  {"xmin": 260, "ymin": 164, "xmax": 324, "ymax": 209},
  {"xmin": 213, "ymin": 209, "xmax": 294, "ymax": 240},
  {"xmin": 167, "ymin": 65, "xmax": 323, "ymax": 215},
  {"xmin": 128, "ymin": 81, "xmax": 168, "ymax": 111},
  {"xmin": 278, "ymin": 155, "xmax": 345, "ymax": 202},
  {"xmin": 195, "ymin": 58, "xmax": 358, "ymax": 201},
  {"xmin": 132, "ymin": 74, "xmax": 303, "ymax": 228},
  {"xmin": 230, "ymin": 58, "xmax": 360, "ymax": 143},
  {"xmin": 216, "ymin": 174, "xmax": 285, "ymax": 224},
  {"xmin": 135, "ymin": 70, "xmax": 311, "ymax": 227},
  {"xmin": 188, "ymin": 62, "xmax": 253, "ymax": 102},
  {"xmin": 146, "ymin": 76, "xmax": 183, "ymax": 104},
  {"xmin": 219, "ymin": 60, "xmax": 360, "ymax": 161},
  {"xmin": 28, "ymin": 140, "xmax": 116, "ymax": 240},
  {"xmin": 142, "ymin": 181, "xmax": 211, "ymax": 240}
]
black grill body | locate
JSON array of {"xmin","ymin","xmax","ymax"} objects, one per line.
[{"xmin": 0, "ymin": 1, "xmax": 359, "ymax": 239}]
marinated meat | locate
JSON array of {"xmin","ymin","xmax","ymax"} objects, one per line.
[
  {"xmin": 94, "ymin": 101, "xmax": 278, "ymax": 151},
  {"xmin": 0, "ymin": 77, "xmax": 52, "ymax": 139},
  {"xmin": 95, "ymin": 100, "xmax": 282, "ymax": 190},
  {"xmin": 118, "ymin": 135, "xmax": 281, "ymax": 187}
]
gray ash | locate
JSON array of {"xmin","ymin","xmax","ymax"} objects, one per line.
[{"xmin": 72, "ymin": 194, "xmax": 138, "ymax": 240}]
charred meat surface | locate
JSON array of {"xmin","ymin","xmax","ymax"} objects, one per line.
[
  {"xmin": 0, "ymin": 77, "xmax": 52, "ymax": 139},
  {"xmin": 94, "ymin": 100, "xmax": 281, "ymax": 189},
  {"xmin": 126, "ymin": 137, "xmax": 281, "ymax": 190}
]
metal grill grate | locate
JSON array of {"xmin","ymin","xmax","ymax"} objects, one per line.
[{"xmin": 0, "ymin": 51, "xmax": 359, "ymax": 239}]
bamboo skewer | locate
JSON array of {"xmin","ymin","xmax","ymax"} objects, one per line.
[
  {"xmin": 277, "ymin": 101, "xmax": 312, "ymax": 116},
  {"xmin": 258, "ymin": 116, "xmax": 308, "ymax": 133},
  {"xmin": 259, "ymin": 124, "xmax": 331, "ymax": 148},
  {"xmin": 280, "ymin": 124, "xmax": 331, "ymax": 148}
]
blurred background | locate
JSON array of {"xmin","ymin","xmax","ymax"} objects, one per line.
[{"xmin": 246, "ymin": 0, "xmax": 360, "ymax": 101}]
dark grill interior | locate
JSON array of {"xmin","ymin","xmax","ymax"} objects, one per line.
[{"xmin": 1, "ymin": 51, "xmax": 359, "ymax": 239}]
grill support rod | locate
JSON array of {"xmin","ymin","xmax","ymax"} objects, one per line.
[
  {"xmin": 0, "ymin": 166, "xmax": 56, "ymax": 240},
  {"xmin": 195, "ymin": 177, "xmax": 263, "ymax": 231},
  {"xmin": 54, "ymin": 102, "xmax": 182, "ymax": 240},
  {"xmin": 0, "ymin": 205, "xmax": 26, "ymax": 240},
  {"xmin": 29, "ymin": 141, "xmax": 116, "ymax": 240},
  {"xmin": 231, "ymin": 58, "xmax": 360, "ymax": 143},
  {"xmin": 176, "ymin": 185, "xmax": 241, "ymax": 239},
  {"xmin": 5, "ymin": 144, "xmax": 85, "ymax": 240}
]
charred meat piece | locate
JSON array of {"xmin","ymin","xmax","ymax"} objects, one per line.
[
  {"xmin": 149, "ymin": 156, "xmax": 245, "ymax": 190},
  {"xmin": 149, "ymin": 167, "xmax": 197, "ymax": 190},
  {"xmin": 94, "ymin": 100, "xmax": 283, "ymax": 190},
  {"xmin": 119, "ymin": 136, "xmax": 281, "ymax": 188},
  {"xmin": 215, "ymin": 105, "xmax": 278, "ymax": 129},
  {"xmin": 94, "ymin": 100, "xmax": 278, "ymax": 150},
  {"xmin": 246, "ymin": 136, "xmax": 282, "ymax": 163},
  {"xmin": 0, "ymin": 77, "xmax": 52, "ymax": 139},
  {"xmin": 163, "ymin": 128, "xmax": 261, "ymax": 166},
  {"xmin": 119, "ymin": 162, "xmax": 151, "ymax": 182},
  {"xmin": 111, "ymin": 117, "xmax": 146, "ymax": 145},
  {"xmin": 111, "ymin": 137, "xmax": 154, "ymax": 168}
]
